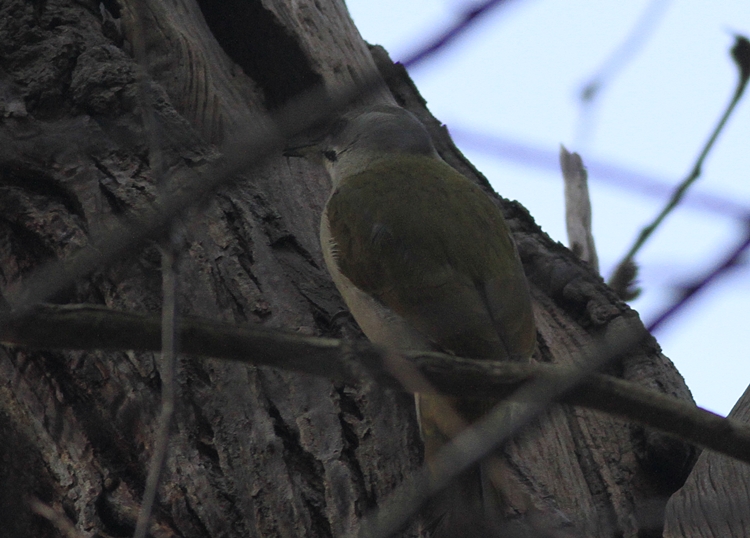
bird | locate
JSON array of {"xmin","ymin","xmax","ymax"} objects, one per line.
[{"xmin": 294, "ymin": 104, "xmax": 537, "ymax": 535}]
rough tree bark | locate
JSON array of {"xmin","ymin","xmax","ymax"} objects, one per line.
[
  {"xmin": 0, "ymin": 0, "xmax": 697, "ymax": 537},
  {"xmin": 664, "ymin": 385, "xmax": 750, "ymax": 537}
]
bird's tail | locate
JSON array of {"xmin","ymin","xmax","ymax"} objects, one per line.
[{"xmin": 417, "ymin": 394, "xmax": 537, "ymax": 537}]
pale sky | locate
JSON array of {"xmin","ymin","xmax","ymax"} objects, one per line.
[{"xmin": 345, "ymin": 0, "xmax": 750, "ymax": 416}]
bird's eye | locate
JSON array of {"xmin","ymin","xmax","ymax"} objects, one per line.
[{"xmin": 323, "ymin": 150, "xmax": 337, "ymax": 162}]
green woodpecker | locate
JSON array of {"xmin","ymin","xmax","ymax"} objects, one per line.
[{"xmin": 303, "ymin": 105, "xmax": 536, "ymax": 532}]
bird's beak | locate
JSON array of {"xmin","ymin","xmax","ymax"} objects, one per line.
[{"xmin": 283, "ymin": 137, "xmax": 330, "ymax": 167}]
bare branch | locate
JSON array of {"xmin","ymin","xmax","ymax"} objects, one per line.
[
  {"xmin": 401, "ymin": 0, "xmax": 514, "ymax": 69},
  {"xmin": 647, "ymin": 219, "xmax": 750, "ymax": 333},
  {"xmin": 560, "ymin": 146, "xmax": 599, "ymax": 272},
  {"xmin": 610, "ymin": 35, "xmax": 750, "ymax": 295},
  {"xmin": 3, "ymin": 303, "xmax": 750, "ymax": 467}
]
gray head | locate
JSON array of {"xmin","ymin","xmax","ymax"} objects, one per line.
[{"xmin": 322, "ymin": 105, "xmax": 440, "ymax": 187}]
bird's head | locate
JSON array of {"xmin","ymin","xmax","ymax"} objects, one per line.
[{"xmin": 285, "ymin": 105, "xmax": 440, "ymax": 188}]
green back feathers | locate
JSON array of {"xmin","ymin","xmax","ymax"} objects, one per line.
[
  {"xmin": 326, "ymin": 154, "xmax": 535, "ymax": 360},
  {"xmin": 328, "ymin": 155, "xmax": 516, "ymax": 293}
]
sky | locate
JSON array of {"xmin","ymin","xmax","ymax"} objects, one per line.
[{"xmin": 345, "ymin": 0, "xmax": 750, "ymax": 416}]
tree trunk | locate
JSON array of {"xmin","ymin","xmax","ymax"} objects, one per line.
[
  {"xmin": 663, "ymin": 385, "xmax": 750, "ymax": 537},
  {"xmin": 0, "ymin": 0, "xmax": 697, "ymax": 536}
]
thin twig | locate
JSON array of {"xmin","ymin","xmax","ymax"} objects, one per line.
[
  {"xmin": 133, "ymin": 242, "xmax": 178, "ymax": 538},
  {"xmin": 575, "ymin": 0, "xmax": 673, "ymax": 145},
  {"xmin": 610, "ymin": 35, "xmax": 750, "ymax": 294},
  {"xmin": 401, "ymin": 0, "xmax": 513, "ymax": 69},
  {"xmin": 647, "ymin": 219, "xmax": 750, "ymax": 333}
]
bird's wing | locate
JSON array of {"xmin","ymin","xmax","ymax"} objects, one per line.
[{"xmin": 326, "ymin": 155, "xmax": 535, "ymax": 361}]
